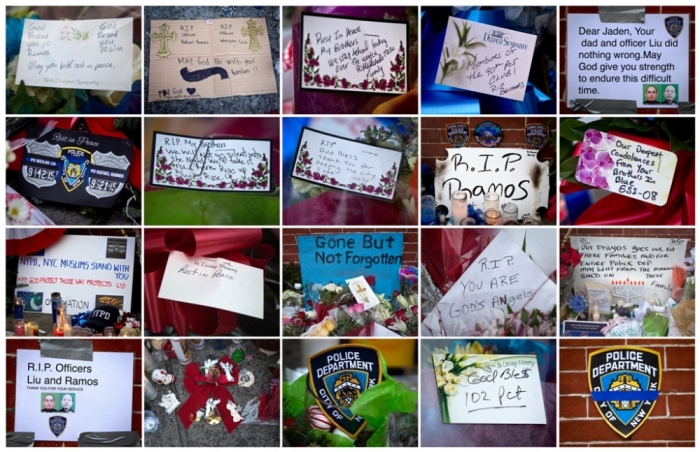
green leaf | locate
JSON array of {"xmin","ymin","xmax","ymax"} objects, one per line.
[
  {"xmin": 313, "ymin": 430, "xmax": 356, "ymax": 447},
  {"xmin": 661, "ymin": 119, "xmax": 694, "ymax": 152},
  {"xmin": 520, "ymin": 308, "xmax": 529, "ymax": 324},
  {"xmin": 282, "ymin": 375, "xmax": 313, "ymax": 418},
  {"xmin": 559, "ymin": 118, "xmax": 586, "ymax": 141},
  {"xmin": 144, "ymin": 190, "xmax": 279, "ymax": 225},
  {"xmin": 350, "ymin": 378, "xmax": 417, "ymax": 429},
  {"xmin": 506, "ymin": 303, "xmax": 513, "ymax": 315},
  {"xmin": 559, "ymin": 156, "xmax": 580, "ymax": 181},
  {"xmin": 610, "ymin": 118, "xmax": 654, "ymax": 133},
  {"xmin": 8, "ymin": 81, "xmax": 39, "ymax": 114},
  {"xmin": 559, "ymin": 137, "xmax": 574, "ymax": 162}
]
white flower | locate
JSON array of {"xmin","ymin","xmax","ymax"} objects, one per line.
[
  {"xmin": 445, "ymin": 372, "xmax": 455, "ymax": 383},
  {"xmin": 444, "ymin": 383, "xmax": 458, "ymax": 396},
  {"xmin": 7, "ymin": 197, "xmax": 30, "ymax": 223},
  {"xmin": 441, "ymin": 360, "xmax": 454, "ymax": 373},
  {"xmin": 6, "ymin": 141, "xmax": 16, "ymax": 168},
  {"xmin": 387, "ymin": 318, "xmax": 407, "ymax": 333},
  {"xmin": 322, "ymin": 282, "xmax": 343, "ymax": 293},
  {"xmin": 433, "ymin": 353, "xmax": 446, "ymax": 365},
  {"xmin": 396, "ymin": 294, "xmax": 409, "ymax": 309},
  {"xmin": 436, "ymin": 375, "xmax": 446, "ymax": 388}
]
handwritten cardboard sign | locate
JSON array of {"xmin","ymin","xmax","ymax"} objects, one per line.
[
  {"xmin": 436, "ymin": 17, "xmax": 537, "ymax": 101},
  {"xmin": 158, "ymin": 250, "xmax": 264, "ymax": 319},
  {"xmin": 297, "ymin": 232, "xmax": 403, "ymax": 299},
  {"xmin": 16, "ymin": 235, "xmax": 136, "ymax": 315},
  {"xmin": 16, "ymin": 18, "xmax": 133, "ymax": 91},
  {"xmin": 434, "ymin": 148, "xmax": 549, "ymax": 220},
  {"xmin": 148, "ymin": 18, "xmax": 277, "ymax": 102},
  {"xmin": 423, "ymin": 232, "xmax": 556, "ymax": 336},
  {"xmin": 574, "ymin": 130, "xmax": 677, "ymax": 206},
  {"xmin": 291, "ymin": 127, "xmax": 402, "ymax": 201},
  {"xmin": 570, "ymin": 236, "xmax": 688, "ymax": 302},
  {"xmin": 150, "ymin": 131, "xmax": 272, "ymax": 192},
  {"xmin": 567, "ymin": 14, "xmax": 690, "ymax": 108},
  {"xmin": 300, "ymin": 12, "xmax": 408, "ymax": 94},
  {"xmin": 432, "ymin": 353, "xmax": 546, "ymax": 424},
  {"xmin": 17, "ymin": 125, "xmax": 132, "ymax": 208}
]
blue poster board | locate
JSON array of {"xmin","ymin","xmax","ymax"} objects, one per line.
[{"xmin": 297, "ymin": 232, "xmax": 404, "ymax": 302}]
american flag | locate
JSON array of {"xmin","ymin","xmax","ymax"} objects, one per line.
[{"xmin": 16, "ymin": 291, "xmax": 43, "ymax": 312}]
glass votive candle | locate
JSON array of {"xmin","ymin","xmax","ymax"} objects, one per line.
[
  {"xmin": 25, "ymin": 322, "xmax": 39, "ymax": 336},
  {"xmin": 484, "ymin": 209, "xmax": 502, "ymax": 225},
  {"xmin": 421, "ymin": 195, "xmax": 436, "ymax": 225},
  {"xmin": 14, "ymin": 319, "xmax": 25, "ymax": 337},
  {"xmin": 460, "ymin": 217, "xmax": 477, "ymax": 226},
  {"xmin": 52, "ymin": 323, "xmax": 64, "ymax": 337},
  {"xmin": 522, "ymin": 215, "xmax": 542, "ymax": 225},
  {"xmin": 435, "ymin": 205, "xmax": 449, "ymax": 225},
  {"xmin": 451, "ymin": 191, "xmax": 468, "ymax": 225},
  {"xmin": 63, "ymin": 316, "xmax": 73, "ymax": 337},
  {"xmin": 483, "ymin": 191, "xmax": 500, "ymax": 211},
  {"xmin": 501, "ymin": 202, "xmax": 518, "ymax": 223},
  {"xmin": 104, "ymin": 326, "xmax": 116, "ymax": 337}
]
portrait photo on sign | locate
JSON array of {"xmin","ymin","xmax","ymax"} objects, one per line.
[
  {"xmin": 559, "ymin": 116, "xmax": 694, "ymax": 226},
  {"xmin": 421, "ymin": 116, "xmax": 556, "ymax": 225}
]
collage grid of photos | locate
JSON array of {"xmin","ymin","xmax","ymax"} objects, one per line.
[{"xmin": 2, "ymin": 2, "xmax": 696, "ymax": 449}]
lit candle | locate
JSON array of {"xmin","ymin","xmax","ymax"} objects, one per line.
[
  {"xmin": 25, "ymin": 322, "xmax": 38, "ymax": 336},
  {"xmin": 484, "ymin": 209, "xmax": 502, "ymax": 225},
  {"xmin": 14, "ymin": 320, "xmax": 25, "ymax": 337},
  {"xmin": 53, "ymin": 323, "xmax": 64, "ymax": 337},
  {"xmin": 451, "ymin": 191, "xmax": 468, "ymax": 225}
]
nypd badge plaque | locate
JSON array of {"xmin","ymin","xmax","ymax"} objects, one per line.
[
  {"xmin": 588, "ymin": 346, "xmax": 661, "ymax": 438},
  {"xmin": 308, "ymin": 345, "xmax": 382, "ymax": 438},
  {"xmin": 49, "ymin": 416, "xmax": 67, "ymax": 437},
  {"xmin": 18, "ymin": 125, "xmax": 133, "ymax": 208},
  {"xmin": 445, "ymin": 123, "xmax": 469, "ymax": 148}
]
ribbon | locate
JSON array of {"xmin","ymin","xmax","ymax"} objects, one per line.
[
  {"xmin": 591, "ymin": 391, "xmax": 659, "ymax": 402},
  {"xmin": 178, "ymin": 355, "xmax": 242, "ymax": 434},
  {"xmin": 145, "ymin": 229, "xmax": 273, "ymax": 335}
]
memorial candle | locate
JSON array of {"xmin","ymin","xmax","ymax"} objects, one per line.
[{"xmin": 451, "ymin": 191, "xmax": 468, "ymax": 225}]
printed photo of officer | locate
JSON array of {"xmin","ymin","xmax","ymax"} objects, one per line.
[
  {"xmin": 59, "ymin": 393, "xmax": 75, "ymax": 413},
  {"xmin": 41, "ymin": 393, "xmax": 58, "ymax": 412},
  {"xmin": 642, "ymin": 84, "xmax": 660, "ymax": 104}
]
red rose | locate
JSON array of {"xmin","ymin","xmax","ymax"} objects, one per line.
[
  {"xmin": 396, "ymin": 309, "xmax": 408, "ymax": 322},
  {"xmin": 411, "ymin": 305, "xmax": 418, "ymax": 315},
  {"xmin": 385, "ymin": 318, "xmax": 395, "ymax": 327},
  {"xmin": 366, "ymin": 276, "xmax": 376, "ymax": 287}
]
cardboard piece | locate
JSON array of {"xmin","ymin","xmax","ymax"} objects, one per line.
[
  {"xmin": 16, "ymin": 18, "xmax": 134, "ymax": 91},
  {"xmin": 17, "ymin": 125, "xmax": 132, "ymax": 208},
  {"xmin": 158, "ymin": 251, "xmax": 264, "ymax": 319},
  {"xmin": 148, "ymin": 18, "xmax": 277, "ymax": 102},
  {"xmin": 432, "ymin": 353, "xmax": 546, "ymax": 424},
  {"xmin": 436, "ymin": 17, "xmax": 537, "ymax": 101},
  {"xmin": 299, "ymin": 12, "xmax": 408, "ymax": 94},
  {"xmin": 567, "ymin": 14, "xmax": 690, "ymax": 108},
  {"xmin": 150, "ymin": 131, "xmax": 272, "ymax": 192},
  {"xmin": 574, "ymin": 129, "xmax": 677, "ymax": 206},
  {"xmin": 15, "ymin": 349, "xmax": 133, "ymax": 441},
  {"xmin": 434, "ymin": 148, "xmax": 549, "ymax": 220},
  {"xmin": 291, "ymin": 127, "xmax": 402, "ymax": 201},
  {"xmin": 423, "ymin": 232, "xmax": 556, "ymax": 336},
  {"xmin": 15, "ymin": 235, "xmax": 136, "ymax": 315}
]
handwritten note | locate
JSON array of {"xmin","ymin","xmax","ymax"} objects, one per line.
[
  {"xmin": 158, "ymin": 250, "xmax": 264, "ymax": 319},
  {"xmin": 150, "ymin": 132, "xmax": 272, "ymax": 192},
  {"xmin": 570, "ymin": 236, "xmax": 688, "ymax": 302},
  {"xmin": 434, "ymin": 148, "xmax": 549, "ymax": 220},
  {"xmin": 16, "ymin": 18, "xmax": 133, "ymax": 91},
  {"xmin": 574, "ymin": 130, "xmax": 677, "ymax": 206},
  {"xmin": 423, "ymin": 232, "xmax": 556, "ymax": 336},
  {"xmin": 300, "ymin": 12, "xmax": 408, "ymax": 94},
  {"xmin": 436, "ymin": 17, "xmax": 536, "ymax": 101},
  {"xmin": 148, "ymin": 18, "xmax": 277, "ymax": 102},
  {"xmin": 291, "ymin": 127, "xmax": 402, "ymax": 201},
  {"xmin": 432, "ymin": 353, "xmax": 546, "ymax": 424}
]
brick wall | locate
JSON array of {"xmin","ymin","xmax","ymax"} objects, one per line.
[
  {"xmin": 421, "ymin": 116, "xmax": 557, "ymax": 171},
  {"xmin": 6, "ymin": 339, "xmax": 143, "ymax": 447},
  {"xmin": 560, "ymin": 227, "xmax": 695, "ymax": 257},
  {"xmin": 560, "ymin": 6, "xmax": 696, "ymax": 114},
  {"xmin": 560, "ymin": 338, "xmax": 695, "ymax": 446},
  {"xmin": 282, "ymin": 228, "xmax": 418, "ymax": 266}
]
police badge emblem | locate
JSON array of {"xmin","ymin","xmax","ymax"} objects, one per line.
[
  {"xmin": 308, "ymin": 345, "xmax": 382, "ymax": 437},
  {"xmin": 445, "ymin": 123, "xmax": 470, "ymax": 148},
  {"xmin": 525, "ymin": 124, "xmax": 549, "ymax": 150},
  {"xmin": 60, "ymin": 147, "xmax": 91, "ymax": 192},
  {"xmin": 49, "ymin": 416, "xmax": 67, "ymax": 437},
  {"xmin": 473, "ymin": 121, "xmax": 502, "ymax": 147},
  {"xmin": 588, "ymin": 346, "xmax": 661, "ymax": 438},
  {"xmin": 664, "ymin": 16, "xmax": 683, "ymax": 39}
]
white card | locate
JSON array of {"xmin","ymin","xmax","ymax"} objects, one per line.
[
  {"xmin": 291, "ymin": 127, "xmax": 402, "ymax": 201},
  {"xmin": 158, "ymin": 251, "xmax": 264, "ymax": 319},
  {"xmin": 150, "ymin": 132, "xmax": 272, "ymax": 192},
  {"xmin": 436, "ymin": 17, "xmax": 537, "ymax": 101},
  {"xmin": 434, "ymin": 148, "xmax": 549, "ymax": 220},
  {"xmin": 16, "ymin": 18, "xmax": 134, "ymax": 91},
  {"xmin": 423, "ymin": 232, "xmax": 556, "ymax": 336},
  {"xmin": 574, "ymin": 130, "xmax": 677, "ymax": 206},
  {"xmin": 300, "ymin": 12, "xmax": 408, "ymax": 94},
  {"xmin": 345, "ymin": 276, "xmax": 380, "ymax": 310},
  {"xmin": 567, "ymin": 14, "xmax": 690, "ymax": 108},
  {"xmin": 432, "ymin": 353, "xmax": 546, "ymax": 424}
]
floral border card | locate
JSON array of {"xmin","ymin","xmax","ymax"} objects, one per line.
[
  {"xmin": 574, "ymin": 129, "xmax": 677, "ymax": 207},
  {"xmin": 150, "ymin": 131, "xmax": 272, "ymax": 192},
  {"xmin": 432, "ymin": 353, "xmax": 546, "ymax": 424},
  {"xmin": 300, "ymin": 12, "xmax": 408, "ymax": 94},
  {"xmin": 436, "ymin": 17, "xmax": 537, "ymax": 101},
  {"xmin": 16, "ymin": 18, "xmax": 134, "ymax": 91},
  {"xmin": 345, "ymin": 275, "xmax": 381, "ymax": 310},
  {"xmin": 291, "ymin": 127, "xmax": 401, "ymax": 201}
]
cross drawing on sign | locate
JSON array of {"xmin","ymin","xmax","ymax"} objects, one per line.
[
  {"xmin": 355, "ymin": 283, "xmax": 369, "ymax": 303},
  {"xmin": 153, "ymin": 23, "xmax": 177, "ymax": 58},
  {"xmin": 241, "ymin": 19, "xmax": 264, "ymax": 52}
]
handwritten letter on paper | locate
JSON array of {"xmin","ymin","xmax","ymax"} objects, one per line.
[
  {"xmin": 436, "ymin": 18, "xmax": 536, "ymax": 101},
  {"xmin": 148, "ymin": 18, "xmax": 277, "ymax": 102},
  {"xmin": 574, "ymin": 130, "xmax": 677, "ymax": 206},
  {"xmin": 150, "ymin": 132, "xmax": 272, "ymax": 192},
  {"xmin": 300, "ymin": 13, "xmax": 408, "ymax": 94},
  {"xmin": 16, "ymin": 18, "xmax": 133, "ymax": 91},
  {"xmin": 291, "ymin": 127, "xmax": 402, "ymax": 201},
  {"xmin": 158, "ymin": 251, "xmax": 264, "ymax": 319}
]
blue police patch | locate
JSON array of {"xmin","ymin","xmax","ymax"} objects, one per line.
[
  {"xmin": 60, "ymin": 147, "xmax": 91, "ymax": 192},
  {"xmin": 446, "ymin": 123, "xmax": 469, "ymax": 148},
  {"xmin": 664, "ymin": 16, "xmax": 683, "ymax": 39},
  {"xmin": 49, "ymin": 415, "xmax": 67, "ymax": 437}
]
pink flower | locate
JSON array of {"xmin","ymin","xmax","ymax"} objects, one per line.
[
  {"xmin": 596, "ymin": 151, "xmax": 614, "ymax": 170},
  {"xmin": 219, "ymin": 181, "xmax": 226, "ymax": 188}
]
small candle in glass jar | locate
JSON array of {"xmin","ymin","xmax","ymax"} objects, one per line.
[
  {"xmin": 25, "ymin": 322, "xmax": 38, "ymax": 336},
  {"xmin": 53, "ymin": 323, "xmax": 64, "ymax": 337},
  {"xmin": 451, "ymin": 191, "xmax": 468, "ymax": 225},
  {"xmin": 484, "ymin": 191, "xmax": 500, "ymax": 211},
  {"xmin": 484, "ymin": 209, "xmax": 502, "ymax": 225},
  {"xmin": 501, "ymin": 202, "xmax": 518, "ymax": 223},
  {"xmin": 14, "ymin": 319, "xmax": 25, "ymax": 337}
]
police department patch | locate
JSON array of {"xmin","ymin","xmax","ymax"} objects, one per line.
[
  {"xmin": 525, "ymin": 124, "xmax": 549, "ymax": 150},
  {"xmin": 445, "ymin": 123, "xmax": 469, "ymax": 148},
  {"xmin": 588, "ymin": 346, "xmax": 661, "ymax": 438},
  {"xmin": 308, "ymin": 345, "xmax": 382, "ymax": 437},
  {"xmin": 49, "ymin": 416, "xmax": 67, "ymax": 437},
  {"xmin": 664, "ymin": 16, "xmax": 683, "ymax": 39},
  {"xmin": 60, "ymin": 147, "xmax": 91, "ymax": 192}
]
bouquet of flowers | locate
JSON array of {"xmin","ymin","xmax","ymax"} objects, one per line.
[
  {"xmin": 559, "ymin": 232, "xmax": 583, "ymax": 320},
  {"xmin": 467, "ymin": 304, "xmax": 557, "ymax": 336},
  {"xmin": 372, "ymin": 292, "xmax": 419, "ymax": 335}
]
